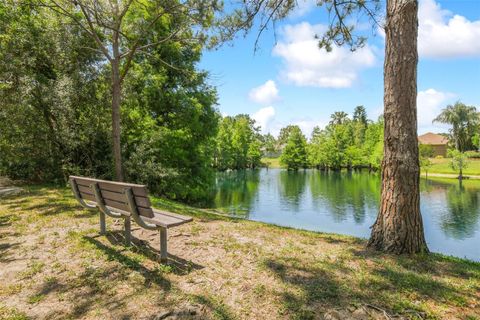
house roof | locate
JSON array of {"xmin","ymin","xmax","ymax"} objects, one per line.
[{"xmin": 418, "ymin": 132, "xmax": 449, "ymax": 145}]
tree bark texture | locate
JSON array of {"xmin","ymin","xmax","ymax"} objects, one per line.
[
  {"xmin": 367, "ymin": 0, "xmax": 428, "ymax": 254},
  {"xmin": 111, "ymin": 58, "xmax": 124, "ymax": 181}
]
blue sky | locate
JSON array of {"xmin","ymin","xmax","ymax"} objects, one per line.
[{"xmin": 200, "ymin": 0, "xmax": 480, "ymax": 137}]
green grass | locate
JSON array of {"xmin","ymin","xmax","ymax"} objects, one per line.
[
  {"xmin": 0, "ymin": 305, "xmax": 29, "ymax": 320},
  {"xmin": 262, "ymin": 157, "xmax": 283, "ymax": 168},
  {"xmin": 424, "ymin": 157, "xmax": 480, "ymax": 176}
]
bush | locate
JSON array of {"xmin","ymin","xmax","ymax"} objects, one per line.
[
  {"xmin": 419, "ymin": 144, "xmax": 434, "ymax": 158},
  {"xmin": 125, "ymin": 129, "xmax": 216, "ymax": 205},
  {"xmin": 435, "ymin": 155, "xmax": 444, "ymax": 159},
  {"xmin": 464, "ymin": 151, "xmax": 480, "ymax": 158}
]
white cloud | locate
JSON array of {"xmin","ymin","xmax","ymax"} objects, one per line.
[
  {"xmin": 417, "ymin": 88, "xmax": 455, "ymax": 133},
  {"xmin": 418, "ymin": 0, "xmax": 480, "ymax": 58},
  {"xmin": 248, "ymin": 80, "xmax": 279, "ymax": 105},
  {"xmin": 252, "ymin": 106, "xmax": 276, "ymax": 133},
  {"xmin": 376, "ymin": 0, "xmax": 480, "ymax": 58},
  {"xmin": 292, "ymin": 119, "xmax": 327, "ymax": 138},
  {"xmin": 273, "ymin": 22, "xmax": 376, "ymax": 88},
  {"xmin": 289, "ymin": 0, "xmax": 316, "ymax": 18}
]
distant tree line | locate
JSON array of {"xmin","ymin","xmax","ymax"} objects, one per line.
[
  {"xmin": 214, "ymin": 115, "xmax": 262, "ymax": 170},
  {"xmin": 276, "ymin": 106, "xmax": 383, "ymax": 171}
]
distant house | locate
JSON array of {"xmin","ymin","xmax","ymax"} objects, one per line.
[{"xmin": 418, "ymin": 132, "xmax": 449, "ymax": 157}]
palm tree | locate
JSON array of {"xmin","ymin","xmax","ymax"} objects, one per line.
[
  {"xmin": 329, "ymin": 111, "xmax": 350, "ymax": 125},
  {"xmin": 433, "ymin": 102, "xmax": 479, "ymax": 152},
  {"xmin": 353, "ymin": 105, "xmax": 368, "ymax": 125}
]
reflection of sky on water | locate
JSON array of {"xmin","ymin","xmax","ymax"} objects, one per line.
[{"xmin": 212, "ymin": 169, "xmax": 480, "ymax": 261}]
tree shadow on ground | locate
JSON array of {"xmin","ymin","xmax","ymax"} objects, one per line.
[
  {"xmin": 190, "ymin": 294, "xmax": 237, "ymax": 320},
  {"xmin": 0, "ymin": 215, "xmax": 14, "ymax": 227},
  {"xmin": 102, "ymin": 230, "xmax": 204, "ymax": 275},
  {"xmin": 263, "ymin": 257, "xmax": 344, "ymax": 319},
  {"xmin": 30, "ymin": 264, "xmax": 154, "ymax": 319},
  {"xmin": 263, "ymin": 250, "xmax": 479, "ymax": 319},
  {"xmin": 27, "ymin": 235, "xmax": 177, "ymax": 318},
  {"xmin": 0, "ymin": 242, "xmax": 20, "ymax": 263},
  {"xmin": 83, "ymin": 235, "xmax": 173, "ymax": 289},
  {"xmin": 21, "ymin": 201, "xmax": 77, "ymax": 216},
  {"xmin": 350, "ymin": 248, "xmax": 480, "ymax": 281}
]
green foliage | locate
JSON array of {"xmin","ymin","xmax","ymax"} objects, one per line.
[
  {"xmin": 419, "ymin": 144, "xmax": 434, "ymax": 177},
  {"xmin": 0, "ymin": 2, "xmax": 112, "ymax": 182},
  {"xmin": 353, "ymin": 105, "xmax": 368, "ymax": 126},
  {"xmin": 307, "ymin": 113, "xmax": 383, "ymax": 170},
  {"xmin": 0, "ymin": 1, "xmax": 219, "ymax": 203},
  {"xmin": 464, "ymin": 151, "xmax": 480, "ymax": 158},
  {"xmin": 419, "ymin": 144, "xmax": 434, "ymax": 158},
  {"xmin": 433, "ymin": 102, "xmax": 479, "ymax": 152},
  {"xmin": 261, "ymin": 133, "xmax": 278, "ymax": 157},
  {"xmin": 215, "ymin": 115, "xmax": 262, "ymax": 170},
  {"xmin": 420, "ymin": 158, "xmax": 433, "ymax": 176},
  {"xmin": 448, "ymin": 149, "xmax": 469, "ymax": 179},
  {"xmin": 278, "ymin": 125, "xmax": 300, "ymax": 146},
  {"xmin": 247, "ymin": 139, "xmax": 263, "ymax": 168},
  {"xmin": 117, "ymin": 9, "xmax": 220, "ymax": 203},
  {"xmin": 280, "ymin": 126, "xmax": 308, "ymax": 170}
]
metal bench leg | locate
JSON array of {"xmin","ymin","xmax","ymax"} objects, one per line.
[
  {"xmin": 160, "ymin": 227, "xmax": 168, "ymax": 263},
  {"xmin": 124, "ymin": 216, "xmax": 131, "ymax": 246},
  {"xmin": 99, "ymin": 211, "xmax": 106, "ymax": 234}
]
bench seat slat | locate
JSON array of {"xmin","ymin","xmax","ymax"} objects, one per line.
[
  {"xmin": 153, "ymin": 209, "xmax": 195, "ymax": 221},
  {"xmin": 142, "ymin": 211, "xmax": 193, "ymax": 228}
]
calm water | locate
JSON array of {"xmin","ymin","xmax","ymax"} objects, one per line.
[{"xmin": 211, "ymin": 169, "xmax": 480, "ymax": 261}]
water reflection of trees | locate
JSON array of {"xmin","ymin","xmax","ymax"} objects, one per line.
[
  {"xmin": 213, "ymin": 170, "xmax": 480, "ymax": 241},
  {"xmin": 213, "ymin": 170, "xmax": 260, "ymax": 217},
  {"xmin": 278, "ymin": 170, "xmax": 307, "ymax": 209},
  {"xmin": 442, "ymin": 183, "xmax": 479, "ymax": 239},
  {"xmin": 309, "ymin": 171, "xmax": 380, "ymax": 223}
]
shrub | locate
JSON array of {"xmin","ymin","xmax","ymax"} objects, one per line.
[{"xmin": 464, "ymin": 151, "xmax": 480, "ymax": 158}]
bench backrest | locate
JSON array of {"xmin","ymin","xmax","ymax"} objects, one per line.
[{"xmin": 69, "ymin": 176, "xmax": 154, "ymax": 218}]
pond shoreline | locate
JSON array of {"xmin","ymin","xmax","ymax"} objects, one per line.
[{"xmin": 213, "ymin": 168, "xmax": 480, "ymax": 261}]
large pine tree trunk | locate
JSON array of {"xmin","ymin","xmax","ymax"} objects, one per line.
[
  {"xmin": 367, "ymin": 0, "xmax": 428, "ymax": 254},
  {"xmin": 111, "ymin": 58, "xmax": 124, "ymax": 181}
]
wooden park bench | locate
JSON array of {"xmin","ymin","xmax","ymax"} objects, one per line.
[{"xmin": 69, "ymin": 176, "xmax": 192, "ymax": 262}]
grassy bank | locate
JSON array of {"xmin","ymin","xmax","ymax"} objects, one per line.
[
  {"xmin": 262, "ymin": 157, "xmax": 283, "ymax": 168},
  {"xmin": 0, "ymin": 185, "xmax": 479, "ymax": 319},
  {"xmin": 424, "ymin": 158, "xmax": 480, "ymax": 176},
  {"xmin": 263, "ymin": 156, "xmax": 480, "ymax": 178}
]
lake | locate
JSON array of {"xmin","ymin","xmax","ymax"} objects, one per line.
[{"xmin": 211, "ymin": 169, "xmax": 480, "ymax": 261}]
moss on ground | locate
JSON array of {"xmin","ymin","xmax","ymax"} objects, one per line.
[{"xmin": 0, "ymin": 185, "xmax": 479, "ymax": 319}]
